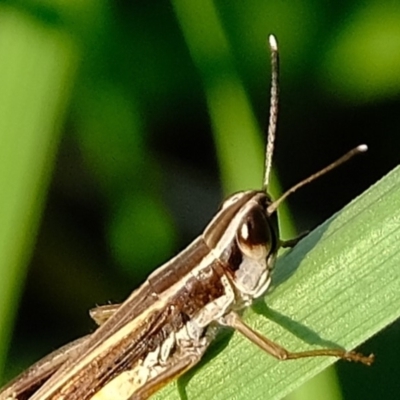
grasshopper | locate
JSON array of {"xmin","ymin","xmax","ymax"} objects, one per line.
[{"xmin": 0, "ymin": 35, "xmax": 373, "ymax": 400}]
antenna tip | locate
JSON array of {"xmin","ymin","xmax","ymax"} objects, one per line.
[
  {"xmin": 268, "ymin": 34, "xmax": 278, "ymax": 51},
  {"xmin": 357, "ymin": 144, "xmax": 368, "ymax": 153}
]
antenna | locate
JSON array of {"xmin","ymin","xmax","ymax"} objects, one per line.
[
  {"xmin": 263, "ymin": 34, "xmax": 279, "ymax": 190},
  {"xmin": 263, "ymin": 35, "xmax": 367, "ymax": 214},
  {"xmin": 267, "ymin": 144, "xmax": 368, "ymax": 215}
]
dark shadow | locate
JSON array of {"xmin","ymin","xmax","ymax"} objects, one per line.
[
  {"xmin": 251, "ymin": 213, "xmax": 345, "ymax": 350},
  {"xmin": 252, "ymin": 301, "xmax": 343, "ymax": 350}
]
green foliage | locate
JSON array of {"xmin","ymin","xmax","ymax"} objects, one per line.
[{"xmin": 0, "ymin": 6, "xmax": 77, "ymax": 374}]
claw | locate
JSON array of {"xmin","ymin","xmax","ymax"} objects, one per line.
[{"xmin": 344, "ymin": 351, "xmax": 375, "ymax": 366}]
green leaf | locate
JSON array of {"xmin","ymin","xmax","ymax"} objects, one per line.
[
  {"xmin": 153, "ymin": 164, "xmax": 400, "ymax": 400},
  {"xmin": 0, "ymin": 7, "xmax": 77, "ymax": 376}
]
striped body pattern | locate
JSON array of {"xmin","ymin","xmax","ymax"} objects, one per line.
[{"xmin": 1, "ymin": 191, "xmax": 279, "ymax": 400}]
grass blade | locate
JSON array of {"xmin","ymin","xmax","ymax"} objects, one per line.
[{"xmin": 0, "ymin": 7, "xmax": 77, "ymax": 376}]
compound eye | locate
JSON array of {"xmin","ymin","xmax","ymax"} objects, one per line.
[{"xmin": 236, "ymin": 206, "xmax": 272, "ymax": 259}]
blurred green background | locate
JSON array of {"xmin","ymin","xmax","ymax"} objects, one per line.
[{"xmin": 0, "ymin": 1, "xmax": 399, "ymax": 399}]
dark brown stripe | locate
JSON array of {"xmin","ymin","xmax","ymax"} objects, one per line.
[{"xmin": 175, "ymin": 260, "xmax": 225, "ymax": 318}]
